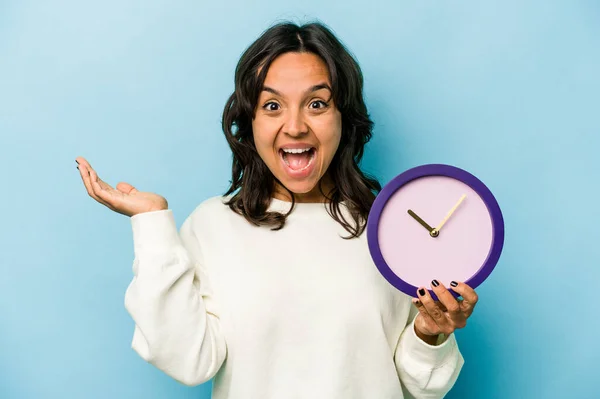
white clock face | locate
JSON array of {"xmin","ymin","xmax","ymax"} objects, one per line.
[{"xmin": 377, "ymin": 175, "xmax": 494, "ymax": 288}]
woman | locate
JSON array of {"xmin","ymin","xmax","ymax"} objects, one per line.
[{"xmin": 76, "ymin": 21, "xmax": 478, "ymax": 399}]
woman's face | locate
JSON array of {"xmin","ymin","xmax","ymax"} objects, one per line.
[{"xmin": 252, "ymin": 52, "xmax": 342, "ymax": 203}]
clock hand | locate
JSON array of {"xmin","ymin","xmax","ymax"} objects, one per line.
[
  {"xmin": 407, "ymin": 209, "xmax": 438, "ymax": 237},
  {"xmin": 435, "ymin": 194, "xmax": 467, "ymax": 232}
]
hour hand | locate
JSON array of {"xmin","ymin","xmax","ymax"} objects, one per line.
[{"xmin": 407, "ymin": 209, "xmax": 437, "ymax": 236}]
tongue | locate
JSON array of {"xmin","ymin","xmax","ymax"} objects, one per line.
[{"xmin": 285, "ymin": 152, "xmax": 311, "ymax": 170}]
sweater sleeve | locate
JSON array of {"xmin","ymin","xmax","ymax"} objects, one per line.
[
  {"xmin": 394, "ymin": 303, "xmax": 464, "ymax": 399},
  {"xmin": 123, "ymin": 209, "xmax": 227, "ymax": 386}
]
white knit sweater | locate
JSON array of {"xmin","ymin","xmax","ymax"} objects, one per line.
[{"xmin": 124, "ymin": 196, "xmax": 464, "ymax": 398}]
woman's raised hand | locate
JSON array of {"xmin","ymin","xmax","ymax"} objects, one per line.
[{"xmin": 76, "ymin": 157, "xmax": 168, "ymax": 217}]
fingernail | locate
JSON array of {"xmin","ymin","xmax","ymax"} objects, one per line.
[
  {"xmin": 431, "ymin": 279, "xmax": 439, "ymax": 287},
  {"xmin": 418, "ymin": 288, "xmax": 425, "ymax": 296},
  {"xmin": 450, "ymin": 281, "xmax": 458, "ymax": 287}
]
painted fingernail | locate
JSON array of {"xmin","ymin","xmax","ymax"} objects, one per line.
[
  {"xmin": 418, "ymin": 288, "xmax": 425, "ymax": 296},
  {"xmin": 450, "ymin": 281, "xmax": 458, "ymax": 287},
  {"xmin": 432, "ymin": 279, "xmax": 439, "ymax": 287}
]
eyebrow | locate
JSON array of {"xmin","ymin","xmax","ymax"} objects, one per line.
[{"xmin": 262, "ymin": 83, "xmax": 332, "ymax": 97}]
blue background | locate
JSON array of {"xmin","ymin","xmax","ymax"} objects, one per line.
[{"xmin": 1, "ymin": 1, "xmax": 598, "ymax": 398}]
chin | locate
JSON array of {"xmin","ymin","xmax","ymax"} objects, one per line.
[
  {"xmin": 274, "ymin": 174, "xmax": 324, "ymax": 199},
  {"xmin": 281, "ymin": 179, "xmax": 317, "ymax": 195}
]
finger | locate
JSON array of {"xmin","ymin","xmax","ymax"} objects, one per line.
[
  {"xmin": 436, "ymin": 301, "xmax": 448, "ymax": 312},
  {"xmin": 75, "ymin": 156, "xmax": 88, "ymax": 166},
  {"xmin": 88, "ymin": 169, "xmax": 118, "ymax": 208},
  {"xmin": 417, "ymin": 287, "xmax": 451, "ymax": 332},
  {"xmin": 412, "ymin": 297, "xmax": 437, "ymax": 325},
  {"xmin": 78, "ymin": 163, "xmax": 101, "ymax": 202},
  {"xmin": 431, "ymin": 280, "xmax": 465, "ymax": 326},
  {"xmin": 450, "ymin": 281, "xmax": 478, "ymax": 316},
  {"xmin": 80, "ymin": 159, "xmax": 117, "ymax": 194},
  {"xmin": 116, "ymin": 181, "xmax": 138, "ymax": 195},
  {"xmin": 431, "ymin": 280, "xmax": 461, "ymax": 316},
  {"xmin": 79, "ymin": 163, "xmax": 113, "ymax": 209}
]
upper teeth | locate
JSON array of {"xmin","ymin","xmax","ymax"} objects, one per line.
[{"xmin": 282, "ymin": 148, "xmax": 311, "ymax": 154}]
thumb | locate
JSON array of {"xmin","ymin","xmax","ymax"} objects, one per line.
[{"xmin": 116, "ymin": 182, "xmax": 138, "ymax": 195}]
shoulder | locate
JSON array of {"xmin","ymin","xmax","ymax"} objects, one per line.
[
  {"xmin": 187, "ymin": 195, "xmax": 232, "ymax": 221},
  {"xmin": 179, "ymin": 195, "xmax": 235, "ymax": 238}
]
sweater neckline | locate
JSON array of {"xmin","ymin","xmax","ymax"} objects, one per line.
[
  {"xmin": 269, "ymin": 197, "xmax": 331, "ymax": 205},
  {"xmin": 267, "ymin": 197, "xmax": 350, "ymax": 215}
]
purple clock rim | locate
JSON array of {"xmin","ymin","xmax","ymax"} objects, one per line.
[{"xmin": 366, "ymin": 164, "xmax": 505, "ymax": 300}]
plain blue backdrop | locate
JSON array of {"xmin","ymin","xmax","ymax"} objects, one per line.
[{"xmin": 1, "ymin": 0, "xmax": 598, "ymax": 398}]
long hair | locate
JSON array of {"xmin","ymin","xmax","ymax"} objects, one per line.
[{"xmin": 222, "ymin": 21, "xmax": 381, "ymax": 238}]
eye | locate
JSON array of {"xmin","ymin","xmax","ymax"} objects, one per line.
[
  {"xmin": 263, "ymin": 102, "xmax": 280, "ymax": 111},
  {"xmin": 309, "ymin": 100, "xmax": 328, "ymax": 110}
]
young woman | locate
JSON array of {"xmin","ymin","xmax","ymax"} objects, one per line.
[{"xmin": 76, "ymin": 21, "xmax": 478, "ymax": 399}]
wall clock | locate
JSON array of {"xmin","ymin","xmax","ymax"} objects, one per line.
[{"xmin": 367, "ymin": 164, "xmax": 504, "ymax": 301}]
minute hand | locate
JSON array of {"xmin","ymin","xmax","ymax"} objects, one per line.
[{"xmin": 435, "ymin": 194, "xmax": 467, "ymax": 232}]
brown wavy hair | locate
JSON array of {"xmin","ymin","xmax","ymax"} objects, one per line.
[{"xmin": 221, "ymin": 21, "xmax": 381, "ymax": 238}]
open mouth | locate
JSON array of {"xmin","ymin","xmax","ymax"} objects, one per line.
[{"xmin": 279, "ymin": 147, "xmax": 316, "ymax": 172}]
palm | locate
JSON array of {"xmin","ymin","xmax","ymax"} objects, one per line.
[{"xmin": 76, "ymin": 157, "xmax": 168, "ymax": 217}]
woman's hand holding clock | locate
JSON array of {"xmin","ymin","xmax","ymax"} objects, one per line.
[
  {"xmin": 367, "ymin": 165, "xmax": 503, "ymax": 346},
  {"xmin": 412, "ymin": 280, "xmax": 479, "ymax": 345}
]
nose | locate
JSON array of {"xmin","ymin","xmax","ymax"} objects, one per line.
[{"xmin": 283, "ymin": 109, "xmax": 308, "ymax": 137}]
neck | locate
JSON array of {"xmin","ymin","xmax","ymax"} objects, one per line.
[{"xmin": 273, "ymin": 176, "xmax": 334, "ymax": 204}]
